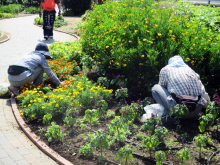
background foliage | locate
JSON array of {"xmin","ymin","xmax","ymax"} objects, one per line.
[
  {"xmin": 61, "ymin": 0, "xmax": 92, "ymax": 16},
  {"xmin": 79, "ymin": 0, "xmax": 220, "ymax": 95}
]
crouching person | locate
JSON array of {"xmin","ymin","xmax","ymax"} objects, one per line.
[
  {"xmin": 151, "ymin": 55, "xmax": 210, "ymax": 121},
  {"xmin": 8, "ymin": 43, "xmax": 66, "ymax": 95}
]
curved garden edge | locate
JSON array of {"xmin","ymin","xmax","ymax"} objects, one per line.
[
  {"xmin": 0, "ymin": 32, "xmax": 10, "ymax": 44},
  {"xmin": 10, "ymin": 94, "xmax": 74, "ymax": 165}
]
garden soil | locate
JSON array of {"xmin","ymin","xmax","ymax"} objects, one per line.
[{"xmin": 18, "ymin": 70, "xmax": 220, "ymax": 165}]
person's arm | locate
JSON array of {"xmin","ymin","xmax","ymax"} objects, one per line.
[{"xmin": 40, "ymin": 57, "xmax": 63, "ymax": 86}]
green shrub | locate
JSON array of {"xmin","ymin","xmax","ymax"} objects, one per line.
[
  {"xmin": 79, "ymin": 0, "xmax": 220, "ymax": 95},
  {"xmin": 34, "ymin": 15, "xmax": 67, "ymax": 29},
  {"xmin": 49, "ymin": 41, "xmax": 84, "ymax": 63},
  {"xmin": 24, "ymin": 6, "xmax": 39, "ymax": 14},
  {"xmin": 0, "ymin": 4, "xmax": 22, "ymax": 14},
  {"xmin": 61, "ymin": 0, "xmax": 91, "ymax": 16},
  {"xmin": 0, "ymin": 12, "xmax": 15, "ymax": 18}
]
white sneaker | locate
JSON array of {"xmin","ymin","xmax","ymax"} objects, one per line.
[
  {"xmin": 8, "ymin": 85, "xmax": 19, "ymax": 96},
  {"xmin": 49, "ymin": 36, "xmax": 53, "ymax": 39}
]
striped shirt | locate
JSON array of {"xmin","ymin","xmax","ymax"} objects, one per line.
[{"xmin": 159, "ymin": 65, "xmax": 207, "ymax": 97}]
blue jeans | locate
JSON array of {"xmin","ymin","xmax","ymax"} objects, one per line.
[
  {"xmin": 152, "ymin": 84, "xmax": 202, "ymax": 118},
  {"xmin": 43, "ymin": 10, "xmax": 56, "ymax": 37}
]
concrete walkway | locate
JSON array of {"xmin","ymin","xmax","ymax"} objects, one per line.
[{"xmin": 0, "ymin": 14, "xmax": 77, "ymax": 165}]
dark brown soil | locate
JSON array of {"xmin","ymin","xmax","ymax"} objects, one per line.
[{"xmin": 18, "ymin": 71, "xmax": 220, "ymax": 165}]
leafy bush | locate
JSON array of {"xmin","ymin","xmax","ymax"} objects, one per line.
[
  {"xmin": 34, "ymin": 15, "xmax": 68, "ymax": 29},
  {"xmin": 45, "ymin": 122, "xmax": 66, "ymax": 142},
  {"xmin": 24, "ymin": 6, "xmax": 39, "ymax": 14},
  {"xmin": 61, "ymin": 0, "xmax": 91, "ymax": 16},
  {"xmin": 79, "ymin": 0, "xmax": 220, "ymax": 95},
  {"xmin": 49, "ymin": 41, "xmax": 84, "ymax": 63},
  {"xmin": 0, "ymin": 4, "xmax": 22, "ymax": 14},
  {"xmin": 0, "ymin": 12, "xmax": 14, "ymax": 18}
]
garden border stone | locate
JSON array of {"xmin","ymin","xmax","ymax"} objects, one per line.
[
  {"xmin": 0, "ymin": 32, "xmax": 10, "ymax": 44},
  {"xmin": 10, "ymin": 94, "xmax": 74, "ymax": 165}
]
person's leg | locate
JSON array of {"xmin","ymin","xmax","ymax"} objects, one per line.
[
  {"xmin": 9, "ymin": 67, "xmax": 43, "ymax": 87},
  {"xmin": 151, "ymin": 84, "xmax": 177, "ymax": 115},
  {"xmin": 49, "ymin": 10, "xmax": 56, "ymax": 37},
  {"xmin": 43, "ymin": 10, "xmax": 50, "ymax": 38}
]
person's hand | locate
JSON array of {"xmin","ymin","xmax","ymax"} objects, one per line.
[
  {"xmin": 39, "ymin": 11, "xmax": 41, "ymax": 17},
  {"xmin": 58, "ymin": 10, "xmax": 61, "ymax": 16},
  {"xmin": 60, "ymin": 82, "xmax": 67, "ymax": 85}
]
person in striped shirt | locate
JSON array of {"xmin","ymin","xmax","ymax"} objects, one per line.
[{"xmin": 152, "ymin": 55, "xmax": 210, "ymax": 119}]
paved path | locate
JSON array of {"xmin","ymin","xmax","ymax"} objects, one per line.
[{"xmin": 0, "ymin": 14, "xmax": 77, "ymax": 165}]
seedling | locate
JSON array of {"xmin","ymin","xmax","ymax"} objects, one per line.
[
  {"xmin": 115, "ymin": 88, "xmax": 128, "ymax": 106},
  {"xmin": 176, "ymin": 147, "xmax": 190, "ymax": 165},
  {"xmin": 79, "ymin": 143, "xmax": 94, "ymax": 158},
  {"xmin": 84, "ymin": 109, "xmax": 98, "ymax": 131},
  {"xmin": 193, "ymin": 133, "xmax": 212, "ymax": 158},
  {"xmin": 198, "ymin": 114, "xmax": 214, "ymax": 133},
  {"xmin": 141, "ymin": 114, "xmax": 161, "ymax": 135},
  {"xmin": 155, "ymin": 151, "xmax": 166, "ymax": 165},
  {"xmin": 170, "ymin": 104, "xmax": 189, "ymax": 131},
  {"xmin": 63, "ymin": 108, "xmax": 78, "ymax": 126},
  {"xmin": 116, "ymin": 144, "xmax": 133, "ymax": 165},
  {"xmin": 45, "ymin": 122, "xmax": 66, "ymax": 142},
  {"xmin": 142, "ymin": 135, "xmax": 159, "ymax": 158},
  {"xmin": 107, "ymin": 116, "xmax": 131, "ymax": 142},
  {"xmin": 155, "ymin": 126, "xmax": 169, "ymax": 143},
  {"xmin": 206, "ymin": 101, "xmax": 219, "ymax": 120},
  {"xmin": 107, "ymin": 109, "xmax": 115, "ymax": 118},
  {"xmin": 43, "ymin": 113, "xmax": 52, "ymax": 129}
]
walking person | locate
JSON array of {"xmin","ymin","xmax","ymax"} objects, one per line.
[
  {"xmin": 151, "ymin": 55, "xmax": 210, "ymax": 120},
  {"xmin": 39, "ymin": 0, "xmax": 61, "ymax": 40},
  {"xmin": 8, "ymin": 43, "xmax": 66, "ymax": 95}
]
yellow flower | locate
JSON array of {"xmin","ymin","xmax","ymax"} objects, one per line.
[
  {"xmin": 158, "ymin": 33, "xmax": 162, "ymax": 36},
  {"xmin": 55, "ymin": 104, "xmax": 59, "ymax": 107},
  {"xmin": 90, "ymin": 96, "xmax": 93, "ymax": 99},
  {"xmin": 143, "ymin": 39, "xmax": 147, "ymax": 41},
  {"xmin": 123, "ymin": 64, "xmax": 127, "ymax": 67},
  {"xmin": 42, "ymin": 106, "xmax": 45, "ymax": 109},
  {"xmin": 28, "ymin": 104, "xmax": 31, "ymax": 107},
  {"xmin": 32, "ymin": 114, "xmax": 35, "ymax": 118},
  {"xmin": 141, "ymin": 55, "xmax": 145, "ymax": 58},
  {"xmin": 20, "ymin": 110, "xmax": 22, "ymax": 113},
  {"xmin": 20, "ymin": 113, "xmax": 23, "ymax": 116},
  {"xmin": 106, "ymin": 46, "xmax": 109, "ymax": 48}
]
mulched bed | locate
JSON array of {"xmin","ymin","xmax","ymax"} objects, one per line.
[{"xmin": 17, "ymin": 71, "xmax": 220, "ymax": 165}]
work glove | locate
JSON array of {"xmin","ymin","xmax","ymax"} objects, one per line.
[
  {"xmin": 39, "ymin": 11, "xmax": 41, "ymax": 17},
  {"xmin": 58, "ymin": 10, "xmax": 61, "ymax": 16}
]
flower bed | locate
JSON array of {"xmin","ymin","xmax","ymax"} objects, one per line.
[{"xmin": 15, "ymin": 0, "xmax": 220, "ymax": 164}]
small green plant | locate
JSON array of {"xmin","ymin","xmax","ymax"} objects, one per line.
[
  {"xmin": 135, "ymin": 132, "xmax": 147, "ymax": 140},
  {"xmin": 198, "ymin": 114, "xmax": 214, "ymax": 133},
  {"xmin": 170, "ymin": 104, "xmax": 189, "ymax": 131},
  {"xmin": 176, "ymin": 147, "xmax": 190, "ymax": 165},
  {"xmin": 96, "ymin": 99, "xmax": 108, "ymax": 118},
  {"xmin": 63, "ymin": 108, "xmax": 78, "ymax": 126},
  {"xmin": 206, "ymin": 101, "xmax": 219, "ymax": 120},
  {"xmin": 141, "ymin": 97, "xmax": 154, "ymax": 107},
  {"xmin": 142, "ymin": 135, "xmax": 159, "ymax": 158},
  {"xmin": 115, "ymin": 88, "xmax": 128, "ymax": 106},
  {"xmin": 107, "ymin": 116, "xmax": 131, "ymax": 142},
  {"xmin": 43, "ymin": 113, "xmax": 52, "ymax": 129},
  {"xmin": 91, "ymin": 128, "xmax": 109, "ymax": 161},
  {"xmin": 45, "ymin": 122, "xmax": 66, "ymax": 142},
  {"xmin": 141, "ymin": 114, "xmax": 161, "ymax": 135},
  {"xmin": 120, "ymin": 103, "xmax": 142, "ymax": 123},
  {"xmin": 80, "ymin": 124, "xmax": 87, "ymax": 130},
  {"xmin": 84, "ymin": 109, "xmax": 99, "ymax": 130},
  {"xmin": 107, "ymin": 109, "xmax": 115, "ymax": 118},
  {"xmin": 79, "ymin": 142, "xmax": 94, "ymax": 158},
  {"xmin": 132, "ymin": 124, "xmax": 138, "ymax": 133},
  {"xmin": 155, "ymin": 151, "xmax": 166, "ymax": 165},
  {"xmin": 155, "ymin": 126, "xmax": 169, "ymax": 143},
  {"xmin": 193, "ymin": 134, "xmax": 212, "ymax": 158},
  {"xmin": 116, "ymin": 144, "xmax": 133, "ymax": 165}
]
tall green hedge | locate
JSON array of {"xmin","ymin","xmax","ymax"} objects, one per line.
[{"xmin": 61, "ymin": 0, "xmax": 91, "ymax": 16}]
